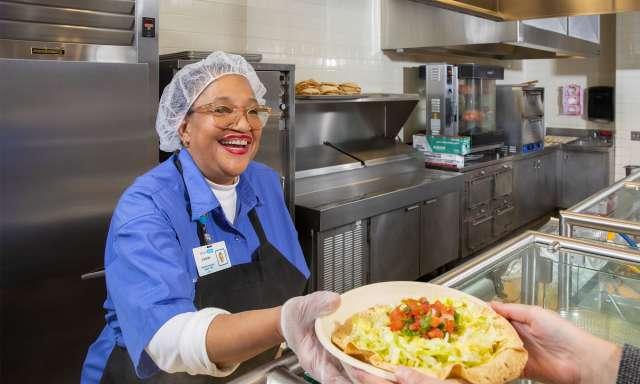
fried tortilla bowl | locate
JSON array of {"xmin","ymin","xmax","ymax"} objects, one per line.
[
  {"xmin": 295, "ymin": 78, "xmax": 320, "ymax": 92},
  {"xmin": 315, "ymin": 282, "xmax": 527, "ymax": 384},
  {"xmin": 319, "ymin": 84, "xmax": 341, "ymax": 95},
  {"xmin": 298, "ymin": 87, "xmax": 320, "ymax": 96},
  {"xmin": 339, "ymin": 82, "xmax": 362, "ymax": 95}
]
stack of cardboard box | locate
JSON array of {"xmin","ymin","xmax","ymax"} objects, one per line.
[{"xmin": 413, "ymin": 134, "xmax": 471, "ymax": 170}]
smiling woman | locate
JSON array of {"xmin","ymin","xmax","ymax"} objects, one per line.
[
  {"xmin": 178, "ymin": 76, "xmax": 270, "ymax": 185},
  {"xmin": 80, "ymin": 52, "xmax": 349, "ymax": 384}
]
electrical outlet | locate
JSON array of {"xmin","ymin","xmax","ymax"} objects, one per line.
[{"xmin": 632, "ymin": 131, "xmax": 640, "ymax": 141}]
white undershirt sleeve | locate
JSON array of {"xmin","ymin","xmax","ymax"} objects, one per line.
[{"xmin": 145, "ymin": 308, "xmax": 240, "ymax": 377}]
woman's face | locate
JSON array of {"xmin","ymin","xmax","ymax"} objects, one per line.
[{"xmin": 179, "ymin": 75, "xmax": 263, "ymax": 184}]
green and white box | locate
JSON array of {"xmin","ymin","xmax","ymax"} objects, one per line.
[{"xmin": 426, "ymin": 136, "xmax": 471, "ymax": 155}]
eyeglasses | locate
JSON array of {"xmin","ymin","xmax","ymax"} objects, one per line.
[{"xmin": 187, "ymin": 103, "xmax": 272, "ymax": 129}]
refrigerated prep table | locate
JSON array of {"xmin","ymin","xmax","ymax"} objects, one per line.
[{"xmin": 432, "ymin": 231, "xmax": 640, "ymax": 347}]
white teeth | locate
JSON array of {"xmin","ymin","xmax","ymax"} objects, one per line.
[{"xmin": 220, "ymin": 138, "xmax": 249, "ymax": 146}]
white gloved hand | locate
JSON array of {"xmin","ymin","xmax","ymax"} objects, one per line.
[{"xmin": 280, "ymin": 291, "xmax": 350, "ymax": 384}]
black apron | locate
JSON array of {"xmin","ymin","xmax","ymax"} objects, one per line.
[{"xmin": 99, "ymin": 156, "xmax": 308, "ymax": 383}]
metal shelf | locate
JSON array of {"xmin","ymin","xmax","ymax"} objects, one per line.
[{"xmin": 295, "ymin": 93, "xmax": 419, "ymax": 104}]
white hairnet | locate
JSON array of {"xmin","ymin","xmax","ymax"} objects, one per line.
[{"xmin": 156, "ymin": 51, "xmax": 267, "ymax": 152}]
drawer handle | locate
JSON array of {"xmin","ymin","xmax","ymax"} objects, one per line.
[
  {"xmin": 502, "ymin": 164, "xmax": 510, "ymax": 169},
  {"xmin": 472, "ymin": 216, "xmax": 492, "ymax": 226},
  {"xmin": 425, "ymin": 198, "xmax": 437, "ymax": 205},
  {"xmin": 405, "ymin": 205, "xmax": 420, "ymax": 212},
  {"xmin": 480, "ymin": 170, "xmax": 486, "ymax": 175}
]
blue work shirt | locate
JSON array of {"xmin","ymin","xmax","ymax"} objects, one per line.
[{"xmin": 81, "ymin": 149, "xmax": 310, "ymax": 383}]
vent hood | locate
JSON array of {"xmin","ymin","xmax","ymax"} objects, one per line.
[
  {"xmin": 412, "ymin": 0, "xmax": 639, "ymax": 21},
  {"xmin": 382, "ymin": 0, "xmax": 601, "ymax": 60}
]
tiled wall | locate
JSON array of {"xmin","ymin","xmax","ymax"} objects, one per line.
[
  {"xmin": 159, "ymin": 0, "xmax": 247, "ymax": 54},
  {"xmin": 158, "ymin": 1, "xmax": 628, "ymax": 152},
  {"xmin": 614, "ymin": 12, "xmax": 640, "ymax": 180},
  {"xmin": 496, "ymin": 15, "xmax": 616, "ymax": 132},
  {"xmin": 159, "ymin": 0, "xmax": 414, "ymax": 93}
]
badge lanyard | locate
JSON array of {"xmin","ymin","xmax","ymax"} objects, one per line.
[
  {"xmin": 173, "ymin": 155, "xmax": 212, "ymax": 246},
  {"xmin": 173, "ymin": 154, "xmax": 233, "ymax": 277}
]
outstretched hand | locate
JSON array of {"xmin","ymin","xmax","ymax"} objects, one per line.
[{"xmin": 491, "ymin": 302, "xmax": 621, "ymax": 384}]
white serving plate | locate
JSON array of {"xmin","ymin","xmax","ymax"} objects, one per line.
[{"xmin": 314, "ymin": 281, "xmax": 489, "ymax": 381}]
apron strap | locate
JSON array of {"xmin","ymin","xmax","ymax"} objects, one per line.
[{"xmin": 248, "ymin": 209, "xmax": 268, "ymax": 244}]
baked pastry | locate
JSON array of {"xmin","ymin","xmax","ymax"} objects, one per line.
[
  {"xmin": 339, "ymin": 82, "xmax": 362, "ymax": 95},
  {"xmin": 319, "ymin": 84, "xmax": 341, "ymax": 95},
  {"xmin": 298, "ymin": 87, "xmax": 320, "ymax": 96},
  {"xmin": 295, "ymin": 79, "xmax": 321, "ymax": 95}
]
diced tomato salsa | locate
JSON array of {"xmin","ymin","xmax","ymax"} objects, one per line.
[{"xmin": 388, "ymin": 298, "xmax": 459, "ymax": 339}]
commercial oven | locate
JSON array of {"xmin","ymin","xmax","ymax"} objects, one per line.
[{"xmin": 0, "ymin": 0, "xmax": 158, "ymax": 381}]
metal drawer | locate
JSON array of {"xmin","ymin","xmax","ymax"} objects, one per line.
[
  {"xmin": 467, "ymin": 175, "xmax": 493, "ymax": 209},
  {"xmin": 494, "ymin": 166, "xmax": 513, "ymax": 197},
  {"xmin": 493, "ymin": 205, "xmax": 514, "ymax": 237},
  {"xmin": 467, "ymin": 215, "xmax": 493, "ymax": 251},
  {"xmin": 492, "ymin": 194, "xmax": 513, "ymax": 211},
  {"xmin": 468, "ymin": 202, "xmax": 491, "ymax": 219}
]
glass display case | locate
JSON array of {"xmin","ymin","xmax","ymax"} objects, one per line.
[
  {"xmin": 560, "ymin": 171, "xmax": 640, "ymax": 249},
  {"xmin": 539, "ymin": 217, "xmax": 631, "ymax": 247},
  {"xmin": 431, "ymin": 231, "xmax": 640, "ymax": 349}
]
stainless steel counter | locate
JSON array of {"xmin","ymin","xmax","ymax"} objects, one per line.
[
  {"xmin": 295, "ymin": 159, "xmax": 463, "ymax": 231},
  {"xmin": 459, "ymin": 140, "xmax": 613, "ymax": 172},
  {"xmin": 562, "ymin": 139, "xmax": 614, "ymax": 153},
  {"xmin": 459, "ymin": 145, "xmax": 559, "ymax": 172}
]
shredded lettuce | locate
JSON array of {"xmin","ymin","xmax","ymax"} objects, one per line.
[{"xmin": 348, "ymin": 299, "xmax": 504, "ymax": 372}]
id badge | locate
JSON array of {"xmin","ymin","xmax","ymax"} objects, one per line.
[{"xmin": 192, "ymin": 240, "xmax": 232, "ymax": 277}]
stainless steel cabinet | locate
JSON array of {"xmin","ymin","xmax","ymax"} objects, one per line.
[
  {"xmin": 560, "ymin": 151, "xmax": 610, "ymax": 208},
  {"xmin": 540, "ymin": 152, "xmax": 558, "ymax": 213},
  {"xmin": 420, "ymin": 191, "xmax": 460, "ymax": 275},
  {"xmin": 370, "ymin": 191, "xmax": 462, "ymax": 282},
  {"xmin": 513, "ymin": 157, "xmax": 537, "ymax": 226},
  {"xmin": 370, "ymin": 205, "xmax": 421, "ymax": 282},
  {"xmin": 462, "ymin": 163, "xmax": 514, "ymax": 256},
  {"xmin": 513, "ymin": 152, "xmax": 557, "ymax": 228}
]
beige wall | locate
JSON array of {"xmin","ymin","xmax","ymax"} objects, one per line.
[{"xmin": 615, "ymin": 11, "xmax": 640, "ymax": 180}]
